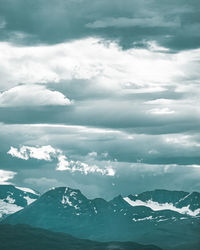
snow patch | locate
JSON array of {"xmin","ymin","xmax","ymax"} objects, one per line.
[
  {"xmin": 124, "ymin": 197, "xmax": 200, "ymax": 217},
  {"xmin": 16, "ymin": 186, "xmax": 38, "ymax": 195},
  {"xmin": 94, "ymin": 206, "xmax": 98, "ymax": 214},
  {"xmin": 6, "ymin": 195, "xmax": 15, "ymax": 204},
  {"xmin": 70, "ymin": 191, "xmax": 77, "ymax": 197},
  {"xmin": 157, "ymin": 218, "xmax": 169, "ymax": 222},
  {"xmin": 62, "ymin": 195, "xmax": 73, "ymax": 206},
  {"xmin": 133, "ymin": 216, "xmax": 153, "ymax": 222},
  {"xmin": 177, "ymin": 193, "xmax": 192, "ymax": 203},
  {"xmin": 61, "ymin": 188, "xmax": 73, "ymax": 206},
  {"xmin": 24, "ymin": 196, "xmax": 37, "ymax": 205},
  {"xmin": 74, "ymin": 205, "xmax": 80, "ymax": 210},
  {"xmin": 0, "ymin": 200, "xmax": 23, "ymax": 218}
]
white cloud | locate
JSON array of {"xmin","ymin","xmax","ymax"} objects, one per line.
[
  {"xmin": 0, "ymin": 38, "xmax": 199, "ymax": 96},
  {"xmin": 8, "ymin": 145, "xmax": 115, "ymax": 176},
  {"xmin": 149, "ymin": 108, "xmax": 175, "ymax": 115},
  {"xmin": 145, "ymin": 99, "xmax": 175, "ymax": 105},
  {"xmin": 87, "ymin": 151, "xmax": 98, "ymax": 158},
  {"xmin": 0, "ymin": 169, "xmax": 16, "ymax": 184},
  {"xmin": 56, "ymin": 154, "xmax": 115, "ymax": 176},
  {"xmin": 165, "ymin": 135, "xmax": 200, "ymax": 148},
  {"xmin": 0, "ymin": 85, "xmax": 71, "ymax": 107},
  {"xmin": 8, "ymin": 145, "xmax": 59, "ymax": 161}
]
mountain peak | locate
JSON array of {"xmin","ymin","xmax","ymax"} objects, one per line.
[
  {"xmin": 44, "ymin": 186, "xmax": 84, "ymax": 200},
  {"xmin": 38, "ymin": 186, "xmax": 89, "ymax": 213},
  {"xmin": 47, "ymin": 186, "xmax": 82, "ymax": 194}
]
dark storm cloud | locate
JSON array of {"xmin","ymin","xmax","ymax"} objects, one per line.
[{"xmin": 0, "ymin": 0, "xmax": 200, "ymax": 50}]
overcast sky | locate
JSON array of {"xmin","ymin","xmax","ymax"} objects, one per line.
[{"xmin": 0, "ymin": 0, "xmax": 200, "ymax": 199}]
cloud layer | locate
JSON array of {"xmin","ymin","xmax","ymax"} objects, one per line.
[{"xmin": 0, "ymin": 0, "xmax": 200, "ymax": 198}]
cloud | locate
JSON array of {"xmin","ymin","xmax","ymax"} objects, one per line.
[
  {"xmin": 3, "ymin": 122, "xmax": 200, "ymax": 167},
  {"xmin": 7, "ymin": 145, "xmax": 115, "ymax": 176},
  {"xmin": 0, "ymin": 85, "xmax": 71, "ymax": 107},
  {"xmin": 0, "ymin": 0, "xmax": 199, "ymax": 50},
  {"xmin": 0, "ymin": 17, "xmax": 6, "ymax": 29},
  {"xmin": 0, "ymin": 38, "xmax": 199, "ymax": 139},
  {"xmin": 2, "ymin": 127, "xmax": 200, "ymax": 197},
  {"xmin": 0, "ymin": 0, "xmax": 200, "ymax": 198},
  {"xmin": 86, "ymin": 16, "xmax": 180, "ymax": 29},
  {"xmin": 24, "ymin": 177, "xmax": 64, "ymax": 189},
  {"xmin": 87, "ymin": 152, "xmax": 98, "ymax": 158},
  {"xmin": 8, "ymin": 145, "xmax": 59, "ymax": 161},
  {"xmin": 165, "ymin": 135, "xmax": 200, "ymax": 148},
  {"xmin": 1, "ymin": 38, "xmax": 199, "ymax": 95},
  {"xmin": 145, "ymin": 99, "xmax": 175, "ymax": 105},
  {"xmin": 148, "ymin": 108, "xmax": 175, "ymax": 115},
  {"xmin": 0, "ymin": 169, "xmax": 16, "ymax": 184},
  {"xmin": 57, "ymin": 154, "xmax": 115, "ymax": 176}
]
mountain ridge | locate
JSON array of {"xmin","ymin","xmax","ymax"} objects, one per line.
[{"xmin": 2, "ymin": 186, "xmax": 200, "ymax": 249}]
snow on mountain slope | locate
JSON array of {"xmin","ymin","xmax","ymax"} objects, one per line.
[
  {"xmin": 125, "ymin": 189, "xmax": 200, "ymax": 217},
  {"xmin": 123, "ymin": 197, "xmax": 200, "ymax": 217},
  {"xmin": 15, "ymin": 186, "xmax": 39, "ymax": 195},
  {"xmin": 0, "ymin": 185, "xmax": 40, "ymax": 219},
  {"xmin": 0, "ymin": 200, "xmax": 23, "ymax": 219}
]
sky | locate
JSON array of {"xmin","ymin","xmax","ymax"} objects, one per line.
[{"xmin": 0, "ymin": 0, "xmax": 200, "ymax": 199}]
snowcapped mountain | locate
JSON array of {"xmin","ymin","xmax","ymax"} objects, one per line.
[
  {"xmin": 0, "ymin": 184, "xmax": 40, "ymax": 220},
  {"xmin": 2, "ymin": 187, "xmax": 200, "ymax": 249}
]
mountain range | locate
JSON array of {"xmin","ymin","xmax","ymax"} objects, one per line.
[{"xmin": 1, "ymin": 185, "xmax": 200, "ymax": 249}]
